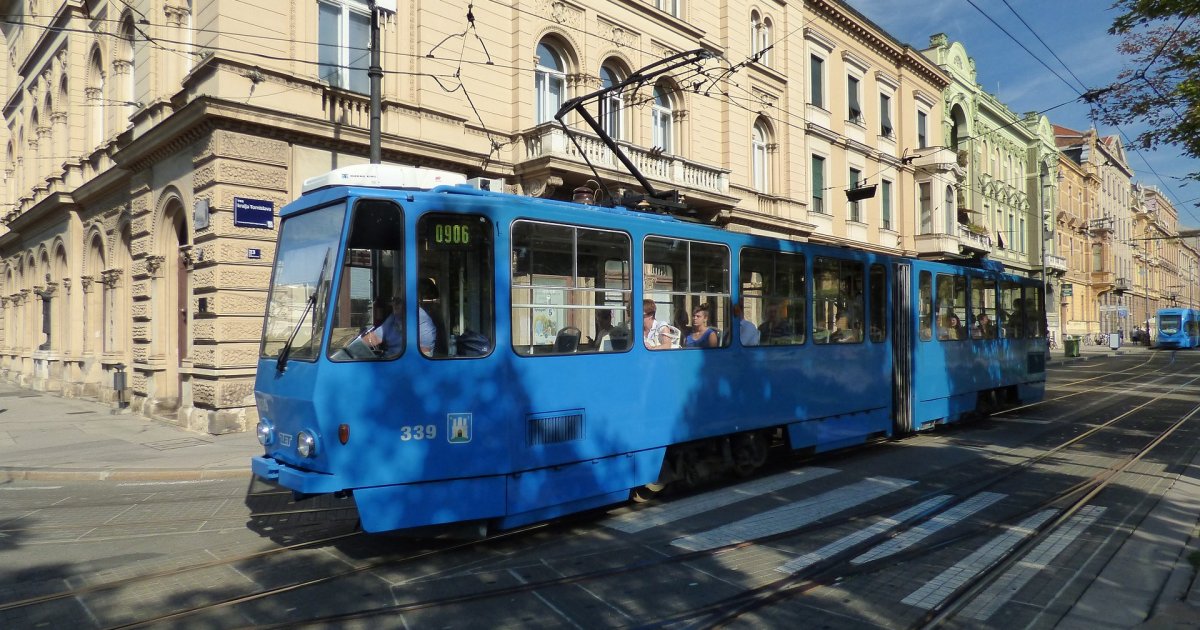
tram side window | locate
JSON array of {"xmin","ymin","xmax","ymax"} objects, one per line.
[
  {"xmin": 740, "ymin": 248, "xmax": 806, "ymax": 346},
  {"xmin": 918, "ymin": 270, "xmax": 932, "ymax": 341},
  {"xmin": 813, "ymin": 257, "xmax": 864, "ymax": 344},
  {"xmin": 644, "ymin": 237, "xmax": 731, "ymax": 349},
  {"xmin": 327, "ymin": 200, "xmax": 404, "ymax": 361},
  {"xmin": 935, "ymin": 274, "xmax": 968, "ymax": 341},
  {"xmin": 417, "ymin": 214, "xmax": 495, "ymax": 358},
  {"xmin": 999, "ymin": 280, "xmax": 1024, "ymax": 339},
  {"xmin": 869, "ymin": 264, "xmax": 886, "ymax": 342},
  {"xmin": 511, "ymin": 220, "xmax": 631, "ymax": 355},
  {"xmin": 969, "ymin": 276, "xmax": 997, "ymax": 339}
]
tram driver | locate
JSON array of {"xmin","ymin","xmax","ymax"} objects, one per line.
[{"xmin": 362, "ymin": 278, "xmax": 445, "ymax": 357}]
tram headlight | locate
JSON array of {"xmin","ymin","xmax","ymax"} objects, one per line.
[
  {"xmin": 256, "ymin": 420, "xmax": 274, "ymax": 446},
  {"xmin": 296, "ymin": 430, "xmax": 317, "ymax": 458}
]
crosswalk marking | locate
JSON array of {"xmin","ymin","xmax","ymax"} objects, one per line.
[
  {"xmin": 852, "ymin": 492, "xmax": 1007, "ymax": 564},
  {"xmin": 959, "ymin": 505, "xmax": 1106, "ymax": 620},
  {"xmin": 901, "ymin": 508, "xmax": 1059, "ymax": 610},
  {"xmin": 671, "ymin": 477, "xmax": 916, "ymax": 552},
  {"xmin": 776, "ymin": 495, "xmax": 954, "ymax": 575},
  {"xmin": 603, "ymin": 467, "xmax": 839, "ymax": 534}
]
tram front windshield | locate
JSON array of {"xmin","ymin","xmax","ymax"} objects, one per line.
[
  {"xmin": 1160, "ymin": 314, "xmax": 1181, "ymax": 335},
  {"xmin": 260, "ymin": 203, "xmax": 346, "ymax": 361}
]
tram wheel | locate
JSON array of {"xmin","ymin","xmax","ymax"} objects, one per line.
[{"xmin": 731, "ymin": 432, "xmax": 769, "ymax": 477}]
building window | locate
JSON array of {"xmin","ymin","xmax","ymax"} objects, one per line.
[
  {"xmin": 881, "ymin": 179, "xmax": 893, "ymax": 230},
  {"xmin": 880, "ymin": 93, "xmax": 893, "ymax": 137},
  {"xmin": 656, "ymin": 0, "xmax": 679, "ymax": 18},
  {"xmin": 919, "ymin": 182, "xmax": 932, "ymax": 234},
  {"xmin": 809, "ymin": 55, "xmax": 824, "ymax": 108},
  {"xmin": 652, "ymin": 84, "xmax": 673, "ymax": 154},
  {"xmin": 1020, "ymin": 216, "xmax": 1026, "ymax": 253},
  {"xmin": 318, "ymin": 0, "xmax": 370, "ymax": 93},
  {"xmin": 752, "ymin": 120, "xmax": 769, "ymax": 192},
  {"xmin": 945, "ymin": 185, "xmax": 956, "ymax": 233},
  {"xmin": 535, "ymin": 41, "xmax": 566, "ymax": 124},
  {"xmin": 917, "ymin": 110, "xmax": 928, "ymax": 148},
  {"xmin": 812, "ymin": 155, "xmax": 826, "ymax": 214},
  {"xmin": 751, "ymin": 13, "xmax": 772, "ymax": 65},
  {"xmin": 849, "ymin": 168, "xmax": 863, "ymax": 222},
  {"xmin": 847, "ymin": 76, "xmax": 862, "ymax": 124},
  {"xmin": 598, "ymin": 65, "xmax": 624, "ymax": 140}
]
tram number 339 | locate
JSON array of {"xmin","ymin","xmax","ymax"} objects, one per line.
[{"xmin": 400, "ymin": 424, "xmax": 438, "ymax": 441}]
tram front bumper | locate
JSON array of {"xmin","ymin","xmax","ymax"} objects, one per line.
[{"xmin": 252, "ymin": 456, "xmax": 343, "ymax": 494}]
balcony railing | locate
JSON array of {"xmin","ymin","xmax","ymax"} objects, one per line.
[
  {"xmin": 957, "ymin": 225, "xmax": 992, "ymax": 251},
  {"xmin": 521, "ymin": 124, "xmax": 729, "ymax": 195},
  {"xmin": 1044, "ymin": 253, "xmax": 1068, "ymax": 275},
  {"xmin": 1114, "ymin": 276, "xmax": 1132, "ymax": 293}
]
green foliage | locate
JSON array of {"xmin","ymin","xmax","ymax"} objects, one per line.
[{"xmin": 1095, "ymin": 1, "xmax": 1200, "ymax": 177}]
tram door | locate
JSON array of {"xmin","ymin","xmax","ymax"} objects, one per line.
[{"xmin": 891, "ymin": 262, "xmax": 913, "ymax": 434}]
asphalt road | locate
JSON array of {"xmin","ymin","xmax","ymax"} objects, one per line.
[{"xmin": 1, "ymin": 350, "xmax": 1198, "ymax": 629}]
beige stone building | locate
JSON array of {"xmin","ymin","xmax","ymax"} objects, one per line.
[
  {"xmin": 0, "ymin": 0, "xmax": 957, "ymax": 433},
  {"xmin": 1054, "ymin": 125, "xmax": 1199, "ymax": 339},
  {"xmin": 1130, "ymin": 185, "xmax": 1200, "ymax": 333}
]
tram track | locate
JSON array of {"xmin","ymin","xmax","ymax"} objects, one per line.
[
  {"xmin": 123, "ymin": 355, "xmax": 1199, "ymax": 629},
  {"xmin": 3, "ymin": 353, "xmax": 1193, "ymax": 629}
]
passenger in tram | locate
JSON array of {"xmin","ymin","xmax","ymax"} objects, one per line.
[
  {"xmin": 684, "ymin": 303, "xmax": 720, "ymax": 348},
  {"xmin": 830, "ymin": 313, "xmax": 861, "ymax": 343},
  {"xmin": 758, "ymin": 303, "xmax": 793, "ymax": 344},
  {"xmin": 947, "ymin": 314, "xmax": 966, "ymax": 340},
  {"xmin": 973, "ymin": 312, "xmax": 996, "ymax": 339},
  {"xmin": 733, "ymin": 301, "xmax": 760, "ymax": 346},
  {"xmin": 591, "ymin": 309, "xmax": 614, "ymax": 350},
  {"xmin": 643, "ymin": 299, "xmax": 679, "ymax": 350}
]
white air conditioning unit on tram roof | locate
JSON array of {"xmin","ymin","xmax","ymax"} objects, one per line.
[{"xmin": 302, "ymin": 163, "xmax": 467, "ymax": 194}]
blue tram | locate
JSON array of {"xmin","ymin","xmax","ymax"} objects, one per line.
[
  {"xmin": 251, "ymin": 165, "xmax": 1047, "ymax": 534},
  {"xmin": 1155, "ymin": 307, "xmax": 1200, "ymax": 349}
]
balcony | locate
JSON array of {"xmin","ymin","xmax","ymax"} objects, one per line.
[
  {"xmin": 1044, "ymin": 253, "xmax": 1068, "ymax": 276},
  {"xmin": 957, "ymin": 225, "xmax": 992, "ymax": 254},
  {"xmin": 914, "ymin": 224, "xmax": 992, "ymax": 259},
  {"xmin": 518, "ymin": 123, "xmax": 730, "ymax": 201},
  {"xmin": 1114, "ymin": 276, "xmax": 1132, "ymax": 294}
]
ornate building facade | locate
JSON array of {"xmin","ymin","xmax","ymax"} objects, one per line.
[
  {"xmin": 918, "ymin": 35, "xmax": 1062, "ymax": 336},
  {"xmin": 0, "ymin": 0, "xmax": 955, "ymax": 433}
]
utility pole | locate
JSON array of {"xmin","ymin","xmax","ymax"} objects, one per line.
[{"xmin": 368, "ymin": 1, "xmax": 388, "ymax": 164}]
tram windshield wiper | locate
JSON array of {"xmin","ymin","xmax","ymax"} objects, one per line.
[{"xmin": 277, "ymin": 247, "xmax": 332, "ymax": 372}]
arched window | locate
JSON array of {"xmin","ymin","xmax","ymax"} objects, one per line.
[
  {"xmin": 751, "ymin": 11, "xmax": 762, "ymax": 57},
  {"xmin": 88, "ymin": 49, "xmax": 105, "ymax": 147},
  {"xmin": 535, "ymin": 41, "xmax": 566, "ymax": 124},
  {"xmin": 118, "ymin": 15, "xmax": 136, "ymax": 120},
  {"xmin": 752, "ymin": 119, "xmax": 770, "ymax": 192},
  {"xmin": 598, "ymin": 64, "xmax": 624, "ymax": 140},
  {"xmin": 755, "ymin": 16, "xmax": 772, "ymax": 65},
  {"xmin": 652, "ymin": 84, "xmax": 674, "ymax": 154}
]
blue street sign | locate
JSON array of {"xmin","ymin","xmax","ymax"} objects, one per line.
[
  {"xmin": 234, "ymin": 197, "xmax": 274, "ymax": 229},
  {"xmin": 247, "ymin": 248, "xmax": 262, "ymax": 260}
]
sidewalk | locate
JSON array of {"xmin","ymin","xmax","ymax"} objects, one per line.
[{"xmin": 0, "ymin": 381, "xmax": 260, "ymax": 482}]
